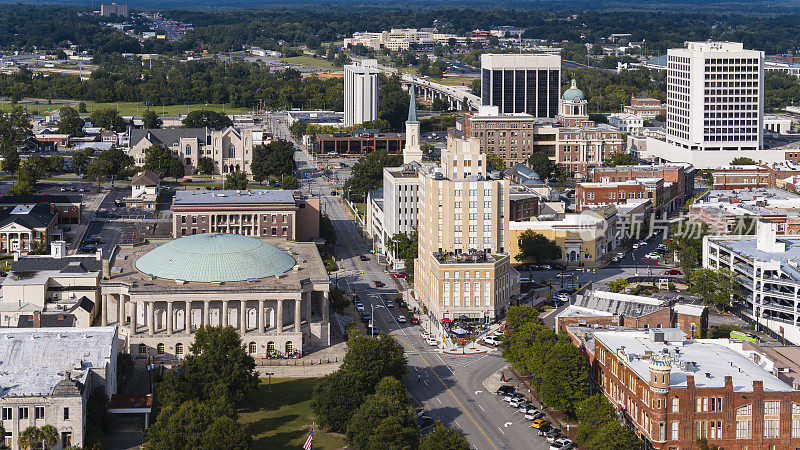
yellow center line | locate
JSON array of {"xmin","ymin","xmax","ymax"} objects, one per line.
[{"xmin": 377, "ymin": 313, "xmax": 499, "ymax": 450}]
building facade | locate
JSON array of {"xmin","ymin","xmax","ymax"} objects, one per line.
[
  {"xmin": 171, "ymin": 190, "xmax": 319, "ymax": 241},
  {"xmin": 576, "ymin": 178, "xmax": 675, "ymax": 213},
  {"xmin": 509, "ymin": 211, "xmax": 612, "ymax": 264},
  {"xmin": 480, "ymin": 54, "xmax": 561, "ymax": 117},
  {"xmin": 666, "ymin": 41, "xmax": 764, "ymax": 152},
  {"xmin": 712, "ymin": 165, "xmax": 770, "ymax": 190},
  {"xmin": 624, "ymin": 96, "xmax": 667, "ymax": 119},
  {"xmin": 344, "ymin": 60, "xmax": 380, "ymax": 127},
  {"xmin": 414, "ymin": 137, "xmax": 518, "ymax": 325},
  {"xmin": 102, "ymin": 233, "xmax": 330, "ymax": 359},
  {"xmin": 590, "ymin": 164, "xmax": 695, "ymax": 202},
  {"xmin": 555, "ymin": 126, "xmax": 625, "ymax": 179},
  {"xmin": 0, "ymin": 204, "xmax": 58, "ymax": 255}
]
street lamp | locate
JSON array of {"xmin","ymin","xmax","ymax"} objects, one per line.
[{"xmin": 265, "ymin": 372, "xmax": 275, "ymax": 391}]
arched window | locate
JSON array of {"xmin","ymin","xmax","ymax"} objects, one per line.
[
  {"xmin": 285, "ymin": 341, "xmax": 293, "ymax": 355},
  {"xmin": 248, "ymin": 342, "xmax": 257, "ymax": 354},
  {"xmin": 175, "ymin": 343, "xmax": 184, "ymax": 356},
  {"xmin": 267, "ymin": 341, "xmax": 275, "ymax": 353},
  {"xmin": 138, "ymin": 343, "xmax": 147, "ymax": 355},
  {"xmin": 156, "ymin": 343, "xmax": 165, "ymax": 355}
]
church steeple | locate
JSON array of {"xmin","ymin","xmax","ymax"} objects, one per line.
[
  {"xmin": 407, "ymin": 83, "xmax": 419, "ymax": 124},
  {"xmin": 403, "ymin": 82, "xmax": 423, "ymax": 164}
]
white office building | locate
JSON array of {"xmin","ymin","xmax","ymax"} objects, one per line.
[
  {"xmin": 704, "ymin": 220, "xmax": 800, "ymax": 344},
  {"xmin": 666, "ymin": 41, "xmax": 764, "ymax": 152},
  {"xmin": 480, "ymin": 54, "xmax": 561, "ymax": 118},
  {"xmin": 344, "ymin": 59, "xmax": 380, "ymax": 127}
]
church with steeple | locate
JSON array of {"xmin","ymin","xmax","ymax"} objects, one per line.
[{"xmin": 403, "ymin": 83, "xmax": 424, "ymax": 164}]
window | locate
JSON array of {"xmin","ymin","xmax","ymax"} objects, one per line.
[
  {"xmin": 710, "ymin": 420, "xmax": 722, "ymax": 439},
  {"xmin": 248, "ymin": 342, "xmax": 257, "ymax": 354},
  {"xmin": 18, "ymin": 407, "xmax": 28, "ymax": 420},
  {"xmin": 672, "ymin": 397, "xmax": 679, "ymax": 413},
  {"xmin": 3, "ymin": 431, "xmax": 10, "ymax": 448},
  {"xmin": 696, "ymin": 397, "xmax": 708, "ymax": 412},
  {"xmin": 671, "ymin": 421, "xmax": 679, "ymax": 440},
  {"xmin": 793, "ymin": 418, "xmax": 800, "ymax": 438},
  {"xmin": 696, "ymin": 421, "xmax": 707, "ymax": 439},
  {"xmin": 138, "ymin": 343, "xmax": 147, "ymax": 355},
  {"xmin": 736, "ymin": 419, "xmax": 751, "ymax": 439},
  {"xmin": 175, "ymin": 343, "xmax": 184, "ymax": 356},
  {"xmin": 156, "ymin": 343, "xmax": 165, "ymax": 355},
  {"xmin": 765, "ymin": 419, "xmax": 780, "ymax": 438},
  {"xmin": 267, "ymin": 341, "xmax": 275, "ymax": 353},
  {"xmin": 765, "ymin": 401, "xmax": 780, "ymax": 415},
  {"xmin": 2, "ymin": 407, "xmax": 11, "ymax": 420},
  {"xmin": 710, "ymin": 397, "xmax": 722, "ymax": 412},
  {"xmin": 34, "ymin": 407, "xmax": 44, "ymax": 420},
  {"xmin": 61, "ymin": 432, "xmax": 72, "ymax": 447},
  {"xmin": 63, "ymin": 407, "xmax": 69, "ymax": 420},
  {"xmin": 737, "ymin": 404, "xmax": 752, "ymax": 416}
]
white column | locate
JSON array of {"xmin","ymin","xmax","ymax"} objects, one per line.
[
  {"xmin": 101, "ymin": 294, "xmax": 108, "ymax": 326},
  {"xmin": 204, "ymin": 301, "xmax": 210, "ymax": 328},
  {"xmin": 167, "ymin": 301, "xmax": 173, "ymax": 334},
  {"xmin": 258, "ymin": 300, "xmax": 265, "ymax": 332},
  {"xmin": 294, "ymin": 298, "xmax": 301, "ymax": 332},
  {"xmin": 240, "ymin": 300, "xmax": 247, "ymax": 333},
  {"xmin": 222, "ymin": 300, "xmax": 228, "ymax": 327},
  {"xmin": 118, "ymin": 294, "xmax": 125, "ymax": 325},
  {"xmin": 323, "ymin": 291, "xmax": 329, "ymax": 323},
  {"xmin": 304, "ymin": 291, "xmax": 312, "ymax": 323},
  {"xmin": 276, "ymin": 299, "xmax": 283, "ymax": 332},
  {"xmin": 185, "ymin": 301, "xmax": 191, "ymax": 334},
  {"xmin": 148, "ymin": 301, "xmax": 155, "ymax": 335},
  {"xmin": 129, "ymin": 301, "xmax": 137, "ymax": 335}
]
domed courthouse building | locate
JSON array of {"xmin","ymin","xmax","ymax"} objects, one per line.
[{"xmin": 99, "ymin": 233, "xmax": 330, "ymax": 359}]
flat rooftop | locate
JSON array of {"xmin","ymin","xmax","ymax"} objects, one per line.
[
  {"xmin": 590, "ymin": 329, "xmax": 793, "ymax": 392},
  {"xmin": 709, "ymin": 235, "xmax": 800, "ymax": 281},
  {"xmin": 173, "ymin": 189, "xmax": 296, "ymax": 205},
  {"xmin": 106, "ymin": 238, "xmax": 328, "ymax": 294},
  {"xmin": 0, "ymin": 327, "xmax": 116, "ymax": 397}
]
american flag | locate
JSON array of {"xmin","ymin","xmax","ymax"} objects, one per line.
[{"xmin": 303, "ymin": 424, "xmax": 314, "ymax": 450}]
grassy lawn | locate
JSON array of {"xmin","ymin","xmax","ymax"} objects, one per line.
[
  {"xmin": 238, "ymin": 377, "xmax": 346, "ymax": 450},
  {"xmin": 354, "ymin": 202, "xmax": 366, "ymax": 217},
  {"xmin": 434, "ymin": 76, "xmax": 476, "ymax": 86},
  {"xmin": 0, "ymin": 101, "xmax": 249, "ymax": 116},
  {"xmin": 278, "ymin": 55, "xmax": 340, "ymax": 70}
]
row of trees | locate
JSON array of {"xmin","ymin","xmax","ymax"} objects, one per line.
[
  {"xmin": 343, "ymin": 149, "xmax": 403, "ymax": 202},
  {"xmin": 148, "ymin": 327, "xmax": 255, "ymax": 449},
  {"xmin": 501, "ymin": 306, "xmax": 639, "ymax": 448},
  {"xmin": 514, "ymin": 230, "xmax": 561, "ymax": 264}
]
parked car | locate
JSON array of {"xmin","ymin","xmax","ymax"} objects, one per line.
[
  {"xmin": 525, "ymin": 411, "xmax": 543, "ymax": 420},
  {"xmin": 519, "ymin": 277, "xmax": 532, "ymax": 283},
  {"xmin": 496, "ymin": 385, "xmax": 515, "ymax": 395},
  {"xmin": 386, "ymin": 299, "xmax": 394, "ymax": 308},
  {"xmin": 530, "ymin": 419, "xmax": 550, "ymax": 429},
  {"xmin": 484, "ymin": 335, "xmax": 501, "ymax": 346},
  {"xmin": 83, "ymin": 237, "xmax": 103, "ymax": 245},
  {"xmin": 558, "ymin": 288, "xmax": 577, "ymax": 295},
  {"xmin": 359, "ymin": 255, "xmax": 369, "ymax": 261},
  {"xmin": 550, "ymin": 438, "xmax": 574, "ymax": 450},
  {"xmin": 632, "ymin": 242, "xmax": 641, "ymax": 249},
  {"xmin": 410, "ymin": 317, "xmax": 420, "ymax": 325},
  {"xmin": 612, "ymin": 255, "xmax": 622, "ymax": 263},
  {"xmin": 503, "ymin": 392, "xmax": 518, "ymax": 402},
  {"xmin": 645, "ymin": 252, "xmax": 661, "ymax": 259},
  {"xmin": 426, "ymin": 337, "xmax": 438, "ymax": 346},
  {"xmin": 397, "ymin": 315, "xmax": 407, "ymax": 323},
  {"xmin": 373, "ymin": 281, "xmax": 384, "ymax": 287},
  {"xmin": 554, "ymin": 273, "xmax": 572, "ymax": 279},
  {"xmin": 540, "ymin": 264, "xmax": 553, "ymax": 270},
  {"xmin": 665, "ymin": 269, "xmax": 682, "ymax": 275},
  {"xmin": 517, "ymin": 402, "xmax": 532, "ymax": 413},
  {"xmin": 393, "ymin": 272, "xmax": 408, "ymax": 278},
  {"xmin": 355, "ymin": 302, "xmax": 364, "ymax": 312}
]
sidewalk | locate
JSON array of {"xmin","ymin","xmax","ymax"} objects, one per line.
[{"xmin": 506, "ymin": 366, "xmax": 578, "ymax": 443}]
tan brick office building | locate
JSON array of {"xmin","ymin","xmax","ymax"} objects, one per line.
[{"xmin": 171, "ymin": 190, "xmax": 320, "ymax": 241}]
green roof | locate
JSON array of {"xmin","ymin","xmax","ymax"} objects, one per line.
[
  {"xmin": 135, "ymin": 233, "xmax": 296, "ymax": 283},
  {"xmin": 562, "ymin": 79, "xmax": 585, "ymax": 101}
]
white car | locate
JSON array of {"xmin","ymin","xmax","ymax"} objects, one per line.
[
  {"xmin": 397, "ymin": 316, "xmax": 407, "ymax": 323},
  {"xmin": 355, "ymin": 302, "xmax": 364, "ymax": 312},
  {"xmin": 632, "ymin": 243, "xmax": 641, "ymax": 249},
  {"xmin": 554, "ymin": 273, "xmax": 572, "ymax": 279},
  {"xmin": 645, "ymin": 252, "xmax": 661, "ymax": 259},
  {"xmin": 550, "ymin": 438, "xmax": 574, "ymax": 450},
  {"xmin": 484, "ymin": 335, "xmax": 501, "ymax": 346},
  {"xmin": 426, "ymin": 337, "xmax": 439, "ymax": 346}
]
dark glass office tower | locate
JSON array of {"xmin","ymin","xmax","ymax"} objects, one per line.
[{"xmin": 480, "ymin": 54, "xmax": 561, "ymax": 118}]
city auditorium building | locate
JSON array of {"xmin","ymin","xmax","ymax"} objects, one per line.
[{"xmin": 100, "ymin": 233, "xmax": 330, "ymax": 360}]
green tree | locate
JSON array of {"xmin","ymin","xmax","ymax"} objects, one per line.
[
  {"xmin": 576, "ymin": 394, "xmax": 617, "ymax": 446},
  {"xmin": 514, "ymin": 230, "xmax": 561, "ymax": 263},
  {"xmin": 320, "ymin": 213, "xmax": 337, "ymax": 246},
  {"xmin": 251, "ymin": 140, "xmax": 295, "ymax": 183},
  {"xmin": 224, "ymin": 171, "xmax": 248, "ymax": 190},
  {"xmin": 690, "ymin": 268, "xmax": 740, "ymax": 311},
  {"xmin": 28, "ymin": 240, "xmax": 48, "ymax": 255},
  {"xmin": 505, "ymin": 305, "xmax": 540, "ymax": 331},
  {"xmin": 143, "ymin": 109, "xmax": 162, "ymax": 129},
  {"xmin": 85, "ymin": 147, "xmax": 134, "ymax": 189},
  {"xmin": 9, "ymin": 158, "xmax": 44, "ymax": 196},
  {"xmin": 0, "ymin": 105, "xmax": 30, "ymax": 172},
  {"xmin": 57, "ymin": 106, "xmax": 85, "ymax": 136},
  {"xmin": 117, "ymin": 352, "xmax": 134, "ymax": 390},
  {"xmin": 182, "ymin": 110, "xmax": 233, "ymax": 130},
  {"xmin": 485, "ymin": 151, "xmax": 505, "ymax": 171},
  {"xmin": 341, "ymin": 333, "xmax": 407, "ymax": 388},
  {"xmin": 280, "ymin": 176, "xmax": 299, "ymax": 190},
  {"xmin": 431, "ymin": 97, "xmax": 450, "ymax": 111},
  {"xmin": 289, "ymin": 119, "xmax": 308, "ymax": 137},
  {"xmin": 527, "ymin": 151, "xmax": 555, "ymax": 180},
  {"xmin": 146, "ymin": 400, "xmax": 250, "ymax": 450},
  {"xmin": 39, "ymin": 425, "xmax": 58, "ymax": 450},
  {"xmin": 360, "ymin": 118, "xmax": 391, "ymax": 132},
  {"xmin": 312, "ymin": 370, "xmax": 369, "ymax": 432},
  {"xmin": 346, "ymin": 377, "xmax": 418, "ymax": 450},
  {"xmin": 71, "ymin": 147, "xmax": 94, "ymax": 176},
  {"xmin": 90, "ymin": 107, "xmax": 126, "ymax": 132},
  {"xmin": 537, "ymin": 340, "xmax": 588, "ymax": 416},
  {"xmin": 419, "ymin": 423, "xmax": 470, "ymax": 450},
  {"xmin": 85, "ymin": 387, "xmax": 112, "ymax": 448},
  {"xmin": 387, "ymin": 230, "xmax": 418, "ymax": 275},
  {"xmin": 603, "ymin": 152, "xmax": 639, "ymax": 167},
  {"xmin": 343, "ymin": 150, "xmax": 403, "ymax": 202},
  {"xmin": 608, "ymin": 277, "xmax": 629, "ymax": 293},
  {"xmin": 730, "ymin": 157, "xmax": 757, "ymax": 165},
  {"xmin": 666, "ymin": 219, "xmax": 711, "ymax": 272},
  {"xmin": 143, "ymin": 142, "xmax": 175, "ymax": 178},
  {"xmin": 18, "ymin": 426, "xmax": 44, "ymax": 450},
  {"xmin": 587, "ymin": 421, "xmax": 640, "ymax": 450},
  {"xmin": 561, "ymin": 42, "xmax": 588, "ymax": 63},
  {"xmin": 1, "ymin": 146, "xmax": 20, "ymax": 173},
  {"xmin": 196, "ymin": 157, "xmax": 215, "ymax": 175},
  {"xmin": 655, "ymin": 113, "xmax": 666, "ymax": 122},
  {"xmin": 168, "ymin": 157, "xmax": 185, "ymax": 181},
  {"xmin": 78, "ymin": 102, "xmax": 87, "ymax": 113}
]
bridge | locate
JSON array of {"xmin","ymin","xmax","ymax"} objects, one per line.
[{"xmin": 398, "ymin": 73, "xmax": 481, "ymax": 111}]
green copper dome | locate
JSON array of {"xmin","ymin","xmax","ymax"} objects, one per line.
[
  {"xmin": 562, "ymin": 79, "xmax": 585, "ymax": 101},
  {"xmin": 135, "ymin": 233, "xmax": 296, "ymax": 282}
]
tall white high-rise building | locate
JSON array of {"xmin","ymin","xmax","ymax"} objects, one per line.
[
  {"xmin": 480, "ymin": 54, "xmax": 561, "ymax": 117},
  {"xmin": 344, "ymin": 59, "xmax": 380, "ymax": 127},
  {"xmin": 666, "ymin": 41, "xmax": 764, "ymax": 152}
]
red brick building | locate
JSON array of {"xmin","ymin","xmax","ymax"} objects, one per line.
[
  {"xmin": 0, "ymin": 195, "xmax": 83, "ymax": 225},
  {"xmin": 576, "ymin": 178, "xmax": 667, "ymax": 213},
  {"xmin": 568, "ymin": 326, "xmax": 800, "ymax": 450},
  {"xmin": 623, "ymin": 96, "xmax": 666, "ymax": 119},
  {"xmin": 711, "ymin": 166, "xmax": 770, "ymax": 190},
  {"xmin": 590, "ymin": 164, "xmax": 694, "ymax": 204}
]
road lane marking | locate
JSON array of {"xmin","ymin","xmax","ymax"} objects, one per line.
[
  {"xmin": 437, "ymin": 398, "xmax": 442, "ymax": 404},
  {"xmin": 479, "ymin": 405, "xmax": 484, "ymax": 411},
  {"xmin": 376, "ymin": 313, "xmax": 498, "ymax": 450}
]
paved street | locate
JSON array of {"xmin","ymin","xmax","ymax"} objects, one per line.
[{"xmin": 294, "ymin": 149, "xmax": 551, "ymax": 449}]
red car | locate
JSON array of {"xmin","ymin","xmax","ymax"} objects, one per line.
[
  {"xmin": 182, "ymin": 178, "xmax": 193, "ymax": 183},
  {"xmin": 393, "ymin": 273, "xmax": 408, "ymax": 278},
  {"xmin": 373, "ymin": 281, "xmax": 384, "ymax": 287},
  {"xmin": 410, "ymin": 317, "xmax": 420, "ymax": 325},
  {"xmin": 664, "ymin": 269, "xmax": 682, "ymax": 275}
]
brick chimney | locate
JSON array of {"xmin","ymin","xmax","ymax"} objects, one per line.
[
  {"xmin": 725, "ymin": 376, "xmax": 733, "ymax": 388},
  {"xmin": 686, "ymin": 374, "xmax": 695, "ymax": 389},
  {"xmin": 32, "ymin": 311, "xmax": 41, "ymax": 328}
]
